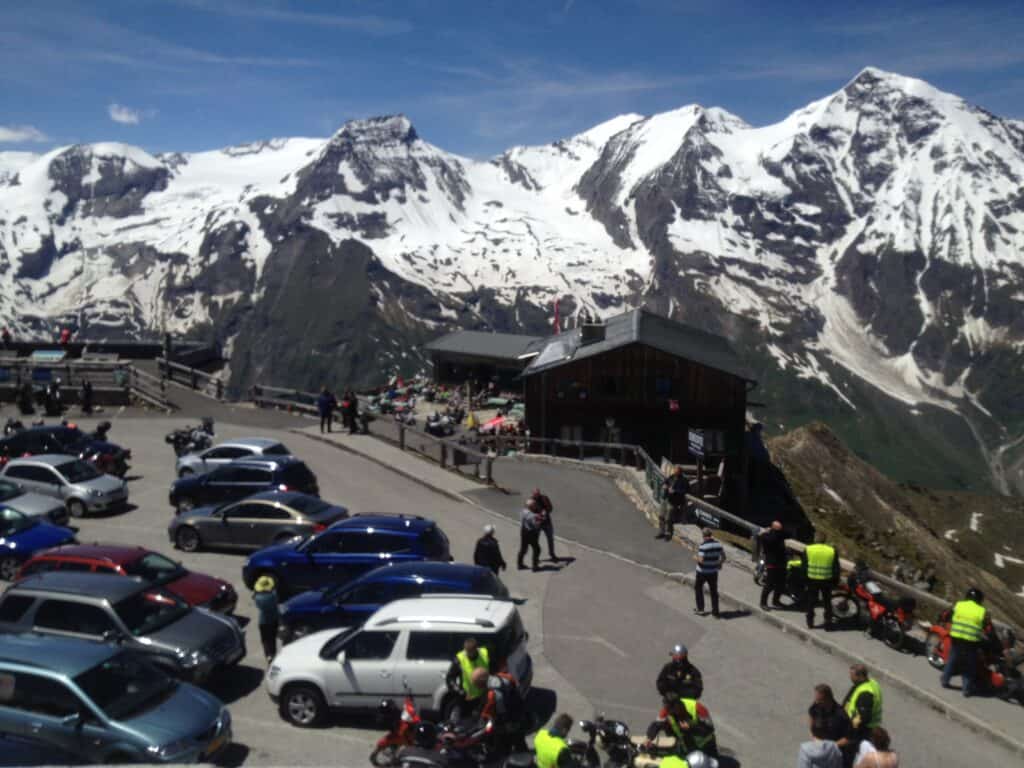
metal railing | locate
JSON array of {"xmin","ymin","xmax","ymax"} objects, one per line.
[{"xmin": 156, "ymin": 357, "xmax": 225, "ymax": 400}]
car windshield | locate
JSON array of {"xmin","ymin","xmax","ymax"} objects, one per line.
[
  {"xmin": 56, "ymin": 460, "xmax": 101, "ymax": 483},
  {"xmin": 74, "ymin": 651, "xmax": 177, "ymax": 720},
  {"xmin": 281, "ymin": 464, "xmax": 315, "ymax": 487},
  {"xmin": 422, "ymin": 527, "xmax": 449, "ymax": 559},
  {"xmin": 114, "ymin": 589, "xmax": 190, "ymax": 636},
  {"xmin": 319, "ymin": 627, "xmax": 358, "ymax": 659},
  {"xmin": 122, "ymin": 553, "xmax": 184, "ymax": 584},
  {"xmin": 0, "ymin": 507, "xmax": 36, "ymax": 536},
  {"xmin": 492, "ymin": 612, "xmax": 527, "ymax": 661},
  {"xmin": 287, "ymin": 495, "xmax": 331, "ymax": 518},
  {"xmin": 0, "ymin": 480, "xmax": 22, "ymax": 502},
  {"xmin": 262, "ymin": 443, "xmax": 290, "ymax": 456},
  {"xmin": 53, "ymin": 427, "xmax": 87, "ymax": 448}
]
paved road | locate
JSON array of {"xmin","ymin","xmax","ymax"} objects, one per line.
[{"xmin": 1, "ymin": 404, "xmax": 1019, "ymax": 767}]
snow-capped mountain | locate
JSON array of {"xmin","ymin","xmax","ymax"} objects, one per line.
[{"xmin": 2, "ymin": 67, "xmax": 1023, "ymax": 494}]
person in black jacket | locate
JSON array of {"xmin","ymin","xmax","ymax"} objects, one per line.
[
  {"xmin": 656, "ymin": 644, "xmax": 703, "ymax": 699},
  {"xmin": 758, "ymin": 521, "xmax": 787, "ymax": 609},
  {"xmin": 473, "ymin": 525, "xmax": 507, "ymax": 576}
]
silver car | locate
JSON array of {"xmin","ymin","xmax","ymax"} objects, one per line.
[
  {"xmin": 175, "ymin": 437, "xmax": 292, "ymax": 477},
  {"xmin": 0, "ymin": 477, "xmax": 70, "ymax": 526},
  {"xmin": 0, "ymin": 454, "xmax": 128, "ymax": 518}
]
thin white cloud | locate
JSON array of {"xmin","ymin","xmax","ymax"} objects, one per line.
[
  {"xmin": 175, "ymin": 0, "xmax": 412, "ymax": 35},
  {"xmin": 0, "ymin": 124, "xmax": 48, "ymax": 143},
  {"xmin": 108, "ymin": 103, "xmax": 141, "ymax": 125}
]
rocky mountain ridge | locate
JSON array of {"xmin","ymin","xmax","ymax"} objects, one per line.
[{"xmin": 1, "ymin": 67, "xmax": 1022, "ymax": 495}]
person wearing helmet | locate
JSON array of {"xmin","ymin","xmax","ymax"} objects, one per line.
[
  {"xmin": 473, "ymin": 524, "xmax": 507, "ymax": 575},
  {"xmin": 473, "ymin": 668, "xmax": 528, "ymax": 753},
  {"xmin": 656, "ymin": 644, "xmax": 704, "ymax": 699},
  {"xmin": 684, "ymin": 750, "xmax": 719, "ymax": 768},
  {"xmin": 647, "ymin": 696, "xmax": 717, "ymax": 757},
  {"xmin": 941, "ymin": 587, "xmax": 989, "ymax": 697}
]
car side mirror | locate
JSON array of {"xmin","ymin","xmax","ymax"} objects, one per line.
[
  {"xmin": 61, "ymin": 712, "xmax": 83, "ymax": 730},
  {"xmin": 101, "ymin": 629, "xmax": 124, "ymax": 644},
  {"xmin": 336, "ymin": 650, "xmax": 347, "ymax": 665}
]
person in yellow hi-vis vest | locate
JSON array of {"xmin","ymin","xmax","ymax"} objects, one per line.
[
  {"xmin": 801, "ymin": 532, "xmax": 839, "ymax": 630},
  {"xmin": 842, "ymin": 664, "xmax": 882, "ymax": 757},
  {"xmin": 941, "ymin": 587, "xmax": 990, "ymax": 697},
  {"xmin": 534, "ymin": 713, "xmax": 574, "ymax": 768},
  {"xmin": 444, "ymin": 637, "xmax": 490, "ymax": 722}
]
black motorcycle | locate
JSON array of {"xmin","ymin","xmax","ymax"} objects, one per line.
[
  {"xmin": 754, "ymin": 555, "xmax": 806, "ymax": 606},
  {"xmin": 165, "ymin": 417, "xmax": 215, "ymax": 457},
  {"xmin": 579, "ymin": 717, "xmax": 637, "ymax": 768}
]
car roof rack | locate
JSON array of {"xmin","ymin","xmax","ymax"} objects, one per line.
[{"xmin": 375, "ymin": 616, "xmax": 495, "ymax": 628}]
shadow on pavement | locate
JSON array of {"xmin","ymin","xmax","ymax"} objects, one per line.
[
  {"xmin": 208, "ymin": 664, "xmax": 265, "ymax": 704},
  {"xmin": 525, "ymin": 687, "xmax": 558, "ymax": 731},
  {"xmin": 715, "ymin": 609, "xmax": 751, "ymax": 621},
  {"xmin": 89, "ymin": 502, "xmax": 138, "ymax": 519},
  {"xmin": 214, "ymin": 743, "xmax": 250, "ymax": 767}
]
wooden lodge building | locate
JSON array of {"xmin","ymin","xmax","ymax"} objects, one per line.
[{"xmin": 425, "ymin": 330, "xmax": 544, "ymax": 389}]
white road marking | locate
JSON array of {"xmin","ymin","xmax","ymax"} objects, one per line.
[{"xmin": 545, "ymin": 633, "xmax": 628, "ymax": 658}]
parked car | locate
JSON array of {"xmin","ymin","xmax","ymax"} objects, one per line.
[
  {"xmin": 18, "ymin": 544, "xmax": 238, "ymax": 614},
  {"xmin": 0, "ymin": 425, "xmax": 130, "ymax": 477},
  {"xmin": 168, "ymin": 490, "xmax": 347, "ymax": 554},
  {"xmin": 280, "ymin": 562, "xmax": 510, "ymax": 643},
  {"xmin": 242, "ymin": 514, "xmax": 452, "ymax": 597},
  {"xmin": 169, "ymin": 457, "xmax": 319, "ymax": 514},
  {"xmin": 266, "ymin": 595, "xmax": 531, "ymax": 727},
  {"xmin": 0, "ymin": 478, "xmax": 69, "ymax": 526},
  {"xmin": 0, "ymin": 572, "xmax": 246, "ymax": 683},
  {"xmin": 0, "ymin": 455, "xmax": 128, "ymax": 518},
  {"xmin": 175, "ymin": 437, "xmax": 292, "ymax": 478},
  {"xmin": 0, "ymin": 633, "xmax": 231, "ymax": 763},
  {"xmin": 0, "ymin": 507, "xmax": 76, "ymax": 581}
]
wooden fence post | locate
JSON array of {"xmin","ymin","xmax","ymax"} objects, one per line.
[
  {"xmin": 399, "ymin": 424, "xmax": 406, "ymax": 451},
  {"xmin": 440, "ymin": 443, "xmax": 448, "ymax": 469}
]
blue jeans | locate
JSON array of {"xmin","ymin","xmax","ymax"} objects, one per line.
[{"xmin": 941, "ymin": 639, "xmax": 979, "ymax": 696}]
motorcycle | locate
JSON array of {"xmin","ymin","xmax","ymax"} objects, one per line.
[
  {"xmin": 924, "ymin": 612, "xmax": 1023, "ymax": 704},
  {"xmin": 372, "ymin": 689, "xmax": 423, "ymax": 767},
  {"xmin": 830, "ymin": 563, "xmax": 916, "ymax": 651},
  {"xmin": 397, "ymin": 718, "xmax": 497, "ymax": 768},
  {"xmin": 425, "ymin": 413, "xmax": 455, "ymax": 438},
  {"xmin": 753, "ymin": 555, "xmax": 807, "ymax": 606},
  {"xmin": 164, "ymin": 417, "xmax": 215, "ymax": 457},
  {"xmin": 578, "ymin": 717, "xmax": 637, "ymax": 768}
]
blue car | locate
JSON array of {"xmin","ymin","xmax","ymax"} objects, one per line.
[
  {"xmin": 0, "ymin": 506, "xmax": 76, "ymax": 582},
  {"xmin": 279, "ymin": 561, "xmax": 509, "ymax": 642},
  {"xmin": 242, "ymin": 514, "xmax": 451, "ymax": 596}
]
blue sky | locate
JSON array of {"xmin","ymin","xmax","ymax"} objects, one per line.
[{"xmin": 2, "ymin": 0, "xmax": 1023, "ymax": 157}]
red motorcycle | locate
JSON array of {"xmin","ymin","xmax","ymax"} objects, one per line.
[
  {"xmin": 830, "ymin": 563, "xmax": 916, "ymax": 651},
  {"xmin": 371, "ymin": 689, "xmax": 422, "ymax": 767},
  {"xmin": 924, "ymin": 612, "xmax": 1023, "ymax": 704}
]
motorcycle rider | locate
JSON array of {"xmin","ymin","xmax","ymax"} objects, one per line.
[
  {"xmin": 646, "ymin": 695, "xmax": 717, "ymax": 757},
  {"xmin": 534, "ymin": 713, "xmax": 575, "ymax": 768},
  {"xmin": 802, "ymin": 532, "xmax": 839, "ymax": 630},
  {"xmin": 471, "ymin": 668, "xmax": 528, "ymax": 753},
  {"xmin": 941, "ymin": 587, "xmax": 989, "ymax": 697},
  {"xmin": 657, "ymin": 644, "xmax": 704, "ymax": 699},
  {"xmin": 445, "ymin": 638, "xmax": 490, "ymax": 722}
]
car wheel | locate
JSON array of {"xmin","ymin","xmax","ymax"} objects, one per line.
[
  {"xmin": 0, "ymin": 557, "xmax": 20, "ymax": 581},
  {"xmin": 175, "ymin": 526, "xmax": 201, "ymax": 553},
  {"xmin": 176, "ymin": 497, "xmax": 195, "ymax": 514},
  {"xmin": 280, "ymin": 683, "xmax": 326, "ymax": 727},
  {"xmin": 67, "ymin": 499, "xmax": 87, "ymax": 518},
  {"xmin": 178, "ymin": 468, "xmax": 194, "ymax": 478}
]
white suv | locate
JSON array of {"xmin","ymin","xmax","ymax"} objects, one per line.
[{"xmin": 266, "ymin": 595, "xmax": 532, "ymax": 727}]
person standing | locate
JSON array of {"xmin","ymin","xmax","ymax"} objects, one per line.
[
  {"xmin": 534, "ymin": 714, "xmax": 574, "ymax": 768},
  {"xmin": 797, "ymin": 718, "xmax": 843, "ymax": 768},
  {"xmin": 474, "ymin": 524, "xmax": 507, "ymax": 575},
  {"xmin": 758, "ymin": 520, "xmax": 787, "ymax": 609},
  {"xmin": 445, "ymin": 638, "xmax": 490, "ymax": 722},
  {"xmin": 80, "ymin": 379, "xmax": 94, "ymax": 415},
  {"xmin": 807, "ymin": 683, "xmax": 851, "ymax": 748},
  {"xmin": 316, "ymin": 386, "xmax": 336, "ymax": 434},
  {"xmin": 802, "ymin": 532, "xmax": 839, "ymax": 630},
  {"xmin": 854, "ymin": 727, "xmax": 899, "ymax": 768},
  {"xmin": 842, "ymin": 664, "xmax": 882, "ymax": 755},
  {"xmin": 940, "ymin": 587, "xmax": 988, "ymax": 697},
  {"xmin": 252, "ymin": 576, "xmax": 279, "ymax": 663},
  {"xmin": 694, "ymin": 528, "xmax": 725, "ymax": 618},
  {"xmin": 656, "ymin": 644, "xmax": 703, "ymax": 699},
  {"xmin": 531, "ymin": 488, "xmax": 558, "ymax": 561},
  {"xmin": 659, "ymin": 466, "xmax": 689, "ymax": 540},
  {"xmin": 517, "ymin": 499, "xmax": 542, "ymax": 571}
]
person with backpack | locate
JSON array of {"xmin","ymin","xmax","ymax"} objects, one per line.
[
  {"xmin": 659, "ymin": 466, "xmax": 689, "ymax": 540},
  {"xmin": 472, "ymin": 668, "xmax": 528, "ymax": 752}
]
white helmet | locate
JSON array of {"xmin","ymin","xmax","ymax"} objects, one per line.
[{"xmin": 686, "ymin": 752, "xmax": 719, "ymax": 768}]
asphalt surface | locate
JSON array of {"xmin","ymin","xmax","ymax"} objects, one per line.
[{"xmin": 0, "ymin": 402, "xmax": 1019, "ymax": 767}]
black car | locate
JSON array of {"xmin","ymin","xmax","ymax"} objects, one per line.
[
  {"xmin": 0, "ymin": 426, "xmax": 130, "ymax": 477},
  {"xmin": 168, "ymin": 491, "xmax": 348, "ymax": 553},
  {"xmin": 169, "ymin": 457, "xmax": 319, "ymax": 514}
]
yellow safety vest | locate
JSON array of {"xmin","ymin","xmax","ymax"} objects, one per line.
[
  {"xmin": 534, "ymin": 728, "xmax": 568, "ymax": 768},
  {"xmin": 667, "ymin": 698, "xmax": 714, "ymax": 751},
  {"xmin": 949, "ymin": 599, "xmax": 986, "ymax": 643},
  {"xmin": 805, "ymin": 544, "xmax": 836, "ymax": 582},
  {"xmin": 659, "ymin": 757, "xmax": 690, "ymax": 768},
  {"xmin": 845, "ymin": 679, "xmax": 882, "ymax": 729},
  {"xmin": 456, "ymin": 647, "xmax": 490, "ymax": 700}
]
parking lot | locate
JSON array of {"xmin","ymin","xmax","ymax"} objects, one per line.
[{"xmin": 0, "ymin": 405, "xmax": 1019, "ymax": 767}]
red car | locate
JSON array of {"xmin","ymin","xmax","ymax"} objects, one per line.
[{"xmin": 17, "ymin": 544, "xmax": 237, "ymax": 614}]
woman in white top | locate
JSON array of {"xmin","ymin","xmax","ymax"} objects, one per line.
[{"xmin": 854, "ymin": 726, "xmax": 899, "ymax": 768}]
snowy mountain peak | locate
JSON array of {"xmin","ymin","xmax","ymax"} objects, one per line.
[{"xmin": 330, "ymin": 114, "xmax": 418, "ymax": 147}]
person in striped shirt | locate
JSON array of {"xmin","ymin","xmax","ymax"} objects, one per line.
[{"xmin": 694, "ymin": 528, "xmax": 725, "ymax": 618}]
